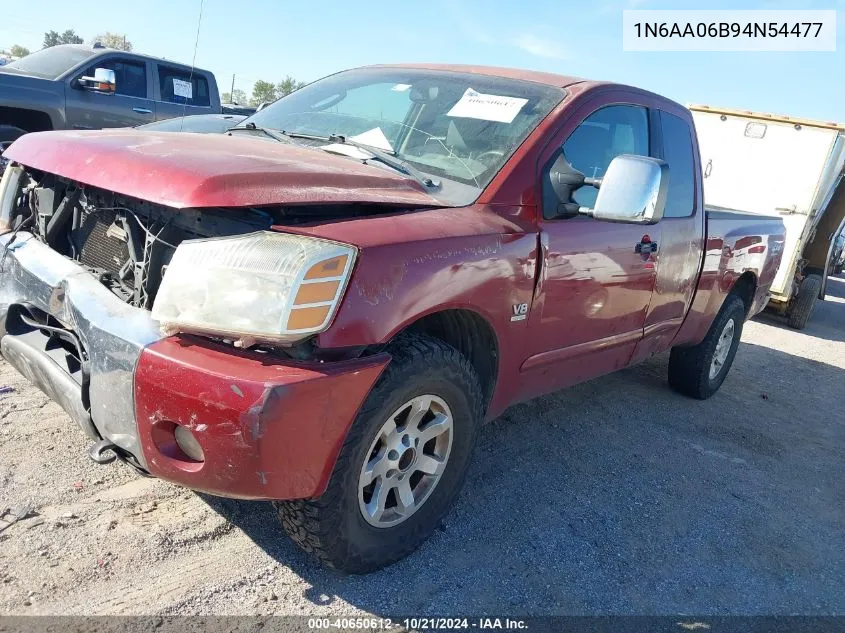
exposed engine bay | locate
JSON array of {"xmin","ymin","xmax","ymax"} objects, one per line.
[
  {"xmin": 5, "ymin": 169, "xmax": 401, "ymax": 313},
  {"xmin": 5, "ymin": 172, "xmax": 273, "ymax": 309}
]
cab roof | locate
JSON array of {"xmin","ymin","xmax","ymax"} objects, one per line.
[
  {"xmin": 56, "ymin": 44, "xmax": 211, "ymax": 74},
  {"xmin": 368, "ymin": 63, "xmax": 587, "ymax": 88}
]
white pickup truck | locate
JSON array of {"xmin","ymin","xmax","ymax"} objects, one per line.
[{"xmin": 691, "ymin": 105, "xmax": 845, "ymax": 329}]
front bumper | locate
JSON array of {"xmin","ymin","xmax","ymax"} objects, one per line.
[
  {"xmin": 135, "ymin": 337, "xmax": 387, "ymax": 499},
  {"xmin": 0, "ymin": 232, "xmax": 162, "ymax": 465},
  {"xmin": 0, "ymin": 232, "xmax": 389, "ymax": 499}
]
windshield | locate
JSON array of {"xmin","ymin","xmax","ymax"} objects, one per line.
[
  {"xmin": 241, "ymin": 67, "xmax": 565, "ymax": 205},
  {"xmin": 3, "ymin": 46, "xmax": 98, "ymax": 79}
]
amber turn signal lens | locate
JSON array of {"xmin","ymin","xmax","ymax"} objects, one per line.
[
  {"xmin": 304, "ymin": 255, "xmax": 348, "ymax": 280},
  {"xmin": 293, "ymin": 280, "xmax": 340, "ymax": 305},
  {"xmin": 287, "ymin": 305, "xmax": 331, "ymax": 330}
]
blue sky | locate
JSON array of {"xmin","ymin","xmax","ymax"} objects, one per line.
[{"xmin": 1, "ymin": 0, "xmax": 842, "ymax": 121}]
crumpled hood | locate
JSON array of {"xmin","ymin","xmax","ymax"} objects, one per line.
[{"xmin": 4, "ymin": 129, "xmax": 443, "ymax": 209}]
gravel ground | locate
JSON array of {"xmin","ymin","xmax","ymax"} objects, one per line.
[{"xmin": 0, "ymin": 277, "xmax": 843, "ymax": 616}]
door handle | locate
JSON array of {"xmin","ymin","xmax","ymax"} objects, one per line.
[
  {"xmin": 133, "ymin": 107, "xmax": 152, "ymax": 114},
  {"xmin": 635, "ymin": 238, "xmax": 658, "ymax": 255}
]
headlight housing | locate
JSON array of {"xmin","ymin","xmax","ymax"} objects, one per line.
[{"xmin": 151, "ymin": 231, "xmax": 356, "ymax": 346}]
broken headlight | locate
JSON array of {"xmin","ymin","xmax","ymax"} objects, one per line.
[{"xmin": 151, "ymin": 231, "xmax": 356, "ymax": 346}]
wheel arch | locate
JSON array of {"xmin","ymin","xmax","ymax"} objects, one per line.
[
  {"xmin": 672, "ymin": 269, "xmax": 759, "ymax": 349},
  {"xmin": 729, "ymin": 271, "xmax": 758, "ymax": 318},
  {"xmin": 392, "ymin": 308, "xmax": 499, "ymax": 412},
  {"xmin": 0, "ymin": 107, "xmax": 54, "ymax": 133}
]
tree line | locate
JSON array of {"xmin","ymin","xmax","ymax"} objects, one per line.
[
  {"xmin": 43, "ymin": 29, "xmax": 133, "ymax": 51},
  {"xmin": 3, "ymin": 29, "xmax": 133, "ymax": 58},
  {"xmin": 222, "ymin": 76, "xmax": 307, "ymax": 107},
  {"xmin": 2, "ymin": 44, "xmax": 30, "ymax": 57}
]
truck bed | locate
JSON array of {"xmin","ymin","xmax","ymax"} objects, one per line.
[
  {"xmin": 705, "ymin": 205, "xmax": 786, "ymax": 275},
  {"xmin": 673, "ymin": 206, "xmax": 786, "ymax": 347}
]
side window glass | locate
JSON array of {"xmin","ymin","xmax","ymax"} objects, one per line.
[
  {"xmin": 562, "ymin": 105, "xmax": 649, "ymax": 208},
  {"xmin": 659, "ymin": 111, "xmax": 696, "ymax": 218},
  {"xmin": 157, "ymin": 66, "xmax": 211, "ymax": 107},
  {"xmin": 84, "ymin": 60, "xmax": 146, "ymax": 99}
]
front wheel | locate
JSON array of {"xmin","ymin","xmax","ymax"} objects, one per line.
[
  {"xmin": 276, "ymin": 334, "xmax": 483, "ymax": 573},
  {"xmin": 668, "ymin": 294, "xmax": 746, "ymax": 400}
]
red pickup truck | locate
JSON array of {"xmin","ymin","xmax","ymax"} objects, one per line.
[{"xmin": 0, "ymin": 64, "xmax": 784, "ymax": 572}]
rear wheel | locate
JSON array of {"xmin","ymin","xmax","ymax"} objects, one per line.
[
  {"xmin": 787, "ymin": 274, "xmax": 822, "ymax": 330},
  {"xmin": 276, "ymin": 334, "xmax": 482, "ymax": 573},
  {"xmin": 668, "ymin": 294, "xmax": 746, "ymax": 400}
]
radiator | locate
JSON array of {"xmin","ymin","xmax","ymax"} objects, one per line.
[{"xmin": 76, "ymin": 209, "xmax": 133, "ymax": 288}]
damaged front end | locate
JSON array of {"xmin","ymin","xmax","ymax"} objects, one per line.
[
  {"xmin": 0, "ymin": 165, "xmax": 166, "ymax": 469},
  {"xmin": 0, "ymin": 165, "xmax": 390, "ymax": 497},
  {"xmin": 0, "ymin": 166, "xmax": 377, "ymax": 350},
  {"xmin": 5, "ymin": 167, "xmax": 276, "ymax": 309}
]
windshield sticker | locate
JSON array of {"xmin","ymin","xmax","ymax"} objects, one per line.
[
  {"xmin": 391, "ymin": 83, "xmax": 412, "ymax": 92},
  {"xmin": 349, "ymin": 127, "xmax": 395, "ymax": 152},
  {"xmin": 173, "ymin": 78, "xmax": 193, "ymax": 99},
  {"xmin": 447, "ymin": 88, "xmax": 528, "ymax": 124}
]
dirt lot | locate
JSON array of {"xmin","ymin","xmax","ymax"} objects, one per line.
[{"xmin": 1, "ymin": 277, "xmax": 844, "ymax": 616}]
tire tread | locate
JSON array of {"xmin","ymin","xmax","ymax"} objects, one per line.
[
  {"xmin": 276, "ymin": 333, "xmax": 483, "ymax": 573},
  {"xmin": 787, "ymin": 274, "xmax": 822, "ymax": 330},
  {"xmin": 669, "ymin": 294, "xmax": 745, "ymax": 400}
]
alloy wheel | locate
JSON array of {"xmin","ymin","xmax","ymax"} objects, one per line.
[
  {"xmin": 358, "ymin": 394, "xmax": 453, "ymax": 528},
  {"xmin": 709, "ymin": 318, "xmax": 736, "ymax": 380}
]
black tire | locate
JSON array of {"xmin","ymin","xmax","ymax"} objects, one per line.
[
  {"xmin": 668, "ymin": 294, "xmax": 746, "ymax": 400},
  {"xmin": 787, "ymin": 274, "xmax": 822, "ymax": 330},
  {"xmin": 276, "ymin": 333, "xmax": 483, "ymax": 573},
  {"xmin": 0, "ymin": 125, "xmax": 26, "ymax": 176}
]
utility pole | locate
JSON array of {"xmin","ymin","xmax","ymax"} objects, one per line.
[{"xmin": 230, "ymin": 74, "xmax": 236, "ymax": 103}]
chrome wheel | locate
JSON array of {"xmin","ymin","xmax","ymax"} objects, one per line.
[
  {"xmin": 358, "ymin": 395, "xmax": 453, "ymax": 528},
  {"xmin": 709, "ymin": 318, "xmax": 735, "ymax": 380}
]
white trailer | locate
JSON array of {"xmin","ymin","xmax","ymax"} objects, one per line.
[{"xmin": 690, "ymin": 104, "xmax": 845, "ymax": 329}]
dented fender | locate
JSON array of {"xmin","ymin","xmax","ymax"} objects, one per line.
[{"xmin": 285, "ymin": 204, "xmax": 540, "ymax": 418}]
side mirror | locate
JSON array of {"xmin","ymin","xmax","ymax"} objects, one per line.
[
  {"xmin": 589, "ymin": 155, "xmax": 669, "ymax": 225},
  {"xmin": 547, "ymin": 154, "xmax": 600, "ymax": 218},
  {"xmin": 78, "ymin": 68, "xmax": 116, "ymax": 94}
]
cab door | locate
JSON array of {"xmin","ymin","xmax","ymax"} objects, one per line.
[
  {"xmin": 631, "ymin": 109, "xmax": 705, "ymax": 363},
  {"xmin": 65, "ymin": 56, "xmax": 155, "ymax": 129},
  {"xmin": 519, "ymin": 103, "xmax": 660, "ymax": 400}
]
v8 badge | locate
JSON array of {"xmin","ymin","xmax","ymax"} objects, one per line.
[{"xmin": 511, "ymin": 303, "xmax": 528, "ymax": 322}]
